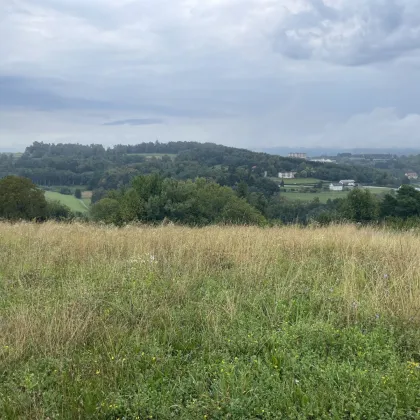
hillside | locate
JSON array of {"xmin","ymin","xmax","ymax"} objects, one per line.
[
  {"xmin": 0, "ymin": 142, "xmax": 401, "ymax": 196},
  {"xmin": 0, "ymin": 222, "xmax": 419, "ymax": 418}
]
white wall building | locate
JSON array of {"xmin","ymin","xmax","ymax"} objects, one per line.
[
  {"xmin": 405, "ymin": 172, "xmax": 418, "ymax": 180},
  {"xmin": 339, "ymin": 180, "xmax": 356, "ymax": 187},
  {"xmin": 278, "ymin": 172, "xmax": 297, "ymax": 179},
  {"xmin": 288, "ymin": 153, "xmax": 307, "ymax": 159},
  {"xmin": 329, "ymin": 183, "xmax": 344, "ymax": 191}
]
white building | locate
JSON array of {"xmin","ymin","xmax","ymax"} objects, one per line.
[
  {"xmin": 329, "ymin": 183, "xmax": 344, "ymax": 191},
  {"xmin": 288, "ymin": 152, "xmax": 307, "ymax": 159},
  {"xmin": 278, "ymin": 172, "xmax": 297, "ymax": 179},
  {"xmin": 405, "ymin": 172, "xmax": 418, "ymax": 180},
  {"xmin": 310, "ymin": 158, "xmax": 336, "ymax": 163},
  {"xmin": 339, "ymin": 180, "xmax": 356, "ymax": 187}
]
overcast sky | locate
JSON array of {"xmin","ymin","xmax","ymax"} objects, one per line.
[{"xmin": 1, "ymin": 0, "xmax": 420, "ymax": 151}]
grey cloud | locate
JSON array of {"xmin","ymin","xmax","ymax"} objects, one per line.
[
  {"xmin": 274, "ymin": 0, "xmax": 420, "ymax": 66},
  {"xmin": 103, "ymin": 118, "xmax": 164, "ymax": 126},
  {"xmin": 0, "ymin": 76, "xmax": 114, "ymax": 111},
  {"xmin": 1, "ymin": 0, "xmax": 420, "ymax": 150}
]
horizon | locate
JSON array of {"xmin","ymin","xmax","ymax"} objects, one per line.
[
  {"xmin": 3, "ymin": 141, "xmax": 420, "ymax": 158},
  {"xmin": 1, "ymin": 0, "xmax": 420, "ymax": 150}
]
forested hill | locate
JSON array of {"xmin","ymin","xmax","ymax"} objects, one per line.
[{"xmin": 0, "ymin": 141, "xmax": 400, "ymax": 194}]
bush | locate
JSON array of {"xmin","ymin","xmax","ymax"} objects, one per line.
[
  {"xmin": 0, "ymin": 176, "xmax": 47, "ymax": 221},
  {"xmin": 46, "ymin": 201, "xmax": 73, "ymax": 221},
  {"xmin": 60, "ymin": 187, "xmax": 73, "ymax": 195}
]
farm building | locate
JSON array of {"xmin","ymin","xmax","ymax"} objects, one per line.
[
  {"xmin": 288, "ymin": 153, "xmax": 307, "ymax": 159},
  {"xmin": 329, "ymin": 183, "xmax": 344, "ymax": 191},
  {"xmin": 339, "ymin": 180, "xmax": 356, "ymax": 187},
  {"xmin": 278, "ymin": 172, "xmax": 297, "ymax": 179},
  {"xmin": 405, "ymin": 172, "xmax": 418, "ymax": 180}
]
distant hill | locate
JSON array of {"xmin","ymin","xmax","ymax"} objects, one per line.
[
  {"xmin": 0, "ymin": 141, "xmax": 401, "ymax": 197},
  {"xmin": 256, "ymin": 147, "xmax": 420, "ymax": 157}
]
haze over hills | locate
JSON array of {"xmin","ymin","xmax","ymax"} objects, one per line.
[{"xmin": 256, "ymin": 147, "xmax": 420, "ymax": 157}]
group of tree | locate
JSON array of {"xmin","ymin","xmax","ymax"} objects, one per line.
[
  {"xmin": 90, "ymin": 174, "xmax": 266, "ymax": 226},
  {"xmin": 1, "ymin": 142, "xmax": 402, "ymax": 201},
  {"xmin": 2, "ymin": 175, "xmax": 420, "ymax": 229},
  {"xmin": 0, "ymin": 176, "xmax": 76, "ymax": 222}
]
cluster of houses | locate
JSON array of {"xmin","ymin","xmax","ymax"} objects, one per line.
[
  {"xmin": 405, "ymin": 172, "xmax": 418, "ymax": 180},
  {"xmin": 278, "ymin": 171, "xmax": 297, "ymax": 179},
  {"xmin": 329, "ymin": 180, "xmax": 356, "ymax": 191}
]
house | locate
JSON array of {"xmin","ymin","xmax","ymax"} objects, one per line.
[
  {"xmin": 310, "ymin": 158, "xmax": 336, "ymax": 163},
  {"xmin": 339, "ymin": 179, "xmax": 356, "ymax": 187},
  {"xmin": 405, "ymin": 172, "xmax": 418, "ymax": 180},
  {"xmin": 329, "ymin": 183, "xmax": 344, "ymax": 191},
  {"xmin": 278, "ymin": 172, "xmax": 297, "ymax": 179},
  {"xmin": 288, "ymin": 152, "xmax": 307, "ymax": 159}
]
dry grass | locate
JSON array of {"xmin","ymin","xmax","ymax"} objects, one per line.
[{"xmin": 0, "ymin": 222, "xmax": 419, "ymax": 418}]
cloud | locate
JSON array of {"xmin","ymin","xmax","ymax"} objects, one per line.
[
  {"xmin": 307, "ymin": 108, "xmax": 420, "ymax": 148},
  {"xmin": 0, "ymin": 0, "xmax": 420, "ymax": 150},
  {"xmin": 103, "ymin": 118, "xmax": 164, "ymax": 126},
  {"xmin": 273, "ymin": 0, "xmax": 420, "ymax": 65}
]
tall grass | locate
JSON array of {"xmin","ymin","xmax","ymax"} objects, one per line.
[{"xmin": 0, "ymin": 222, "xmax": 419, "ymax": 418}]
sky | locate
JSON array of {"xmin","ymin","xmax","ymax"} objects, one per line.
[{"xmin": 1, "ymin": 0, "xmax": 420, "ymax": 151}]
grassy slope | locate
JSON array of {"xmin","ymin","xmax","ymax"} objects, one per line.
[
  {"xmin": 0, "ymin": 223, "xmax": 419, "ymax": 418},
  {"xmin": 269, "ymin": 177, "xmax": 324, "ymax": 185},
  {"xmin": 281, "ymin": 190, "xmax": 349, "ymax": 202},
  {"xmin": 45, "ymin": 191, "xmax": 89, "ymax": 213},
  {"xmin": 282, "ymin": 187, "xmax": 394, "ymax": 203},
  {"xmin": 284, "ymin": 177, "xmax": 323, "ymax": 185}
]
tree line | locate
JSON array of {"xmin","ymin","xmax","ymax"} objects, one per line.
[
  {"xmin": 2, "ymin": 175, "xmax": 420, "ymax": 229},
  {"xmin": 0, "ymin": 142, "xmax": 401, "ymax": 200}
]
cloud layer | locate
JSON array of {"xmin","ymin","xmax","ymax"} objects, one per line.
[{"xmin": 1, "ymin": 0, "xmax": 420, "ymax": 150}]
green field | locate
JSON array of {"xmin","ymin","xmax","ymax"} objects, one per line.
[
  {"xmin": 284, "ymin": 177, "xmax": 324, "ymax": 185},
  {"xmin": 269, "ymin": 177, "xmax": 324, "ymax": 185},
  {"xmin": 282, "ymin": 186, "xmax": 394, "ymax": 203},
  {"xmin": 0, "ymin": 223, "xmax": 419, "ymax": 418},
  {"xmin": 45, "ymin": 191, "xmax": 89, "ymax": 213},
  {"xmin": 282, "ymin": 190, "xmax": 349, "ymax": 202}
]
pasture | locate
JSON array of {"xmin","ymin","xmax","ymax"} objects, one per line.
[
  {"xmin": 0, "ymin": 223, "xmax": 419, "ymax": 418},
  {"xmin": 45, "ymin": 191, "xmax": 89, "ymax": 213}
]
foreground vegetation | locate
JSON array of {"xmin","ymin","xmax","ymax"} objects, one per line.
[{"xmin": 0, "ymin": 223, "xmax": 419, "ymax": 418}]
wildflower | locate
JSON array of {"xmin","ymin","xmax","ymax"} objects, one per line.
[{"xmin": 96, "ymin": 370, "xmax": 100, "ymax": 375}]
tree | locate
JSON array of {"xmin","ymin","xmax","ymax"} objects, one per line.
[
  {"xmin": 90, "ymin": 198, "xmax": 121, "ymax": 224},
  {"xmin": 46, "ymin": 200, "xmax": 73, "ymax": 220},
  {"xmin": 74, "ymin": 189, "xmax": 82, "ymax": 199},
  {"xmin": 342, "ymin": 189, "xmax": 378, "ymax": 223},
  {"xmin": 401, "ymin": 176, "xmax": 411, "ymax": 185},
  {"xmin": 0, "ymin": 176, "xmax": 47, "ymax": 221},
  {"xmin": 60, "ymin": 187, "xmax": 72, "ymax": 195},
  {"xmin": 236, "ymin": 181, "xmax": 248, "ymax": 198}
]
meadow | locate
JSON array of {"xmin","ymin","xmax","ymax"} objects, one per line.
[
  {"xmin": 45, "ymin": 191, "xmax": 89, "ymax": 213},
  {"xmin": 281, "ymin": 186, "xmax": 393, "ymax": 203},
  {"xmin": 281, "ymin": 191, "xmax": 349, "ymax": 203},
  {"xmin": 0, "ymin": 223, "xmax": 419, "ymax": 419}
]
